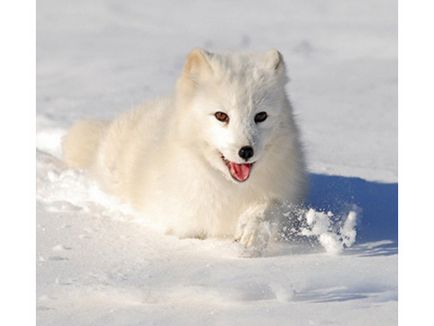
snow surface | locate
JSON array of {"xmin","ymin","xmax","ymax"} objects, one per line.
[{"xmin": 37, "ymin": 0, "xmax": 397, "ymax": 325}]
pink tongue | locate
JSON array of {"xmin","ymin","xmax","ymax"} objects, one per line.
[{"xmin": 229, "ymin": 162, "xmax": 252, "ymax": 182}]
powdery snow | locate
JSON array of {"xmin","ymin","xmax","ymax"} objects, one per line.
[
  {"xmin": 37, "ymin": 0, "xmax": 397, "ymax": 325},
  {"xmin": 37, "ymin": 151, "xmax": 396, "ymax": 325},
  {"xmin": 299, "ymin": 209, "xmax": 358, "ymax": 255}
]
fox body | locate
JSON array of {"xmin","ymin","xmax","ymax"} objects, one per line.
[{"xmin": 63, "ymin": 49, "xmax": 306, "ymax": 248}]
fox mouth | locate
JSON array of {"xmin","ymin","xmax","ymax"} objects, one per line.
[{"xmin": 221, "ymin": 155, "xmax": 254, "ymax": 182}]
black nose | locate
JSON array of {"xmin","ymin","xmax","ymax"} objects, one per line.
[{"xmin": 238, "ymin": 146, "xmax": 254, "ymax": 161}]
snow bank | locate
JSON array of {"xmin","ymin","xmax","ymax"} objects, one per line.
[{"xmin": 36, "ymin": 132, "xmax": 396, "ymax": 326}]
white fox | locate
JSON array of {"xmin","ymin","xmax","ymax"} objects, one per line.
[{"xmin": 63, "ymin": 49, "xmax": 306, "ymax": 250}]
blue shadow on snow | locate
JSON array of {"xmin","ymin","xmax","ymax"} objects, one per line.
[{"xmin": 306, "ymin": 173, "xmax": 398, "ymax": 244}]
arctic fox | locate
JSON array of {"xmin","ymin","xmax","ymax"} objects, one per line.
[{"xmin": 63, "ymin": 49, "xmax": 306, "ymax": 249}]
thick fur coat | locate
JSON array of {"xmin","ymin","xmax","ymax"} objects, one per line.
[{"xmin": 63, "ymin": 49, "xmax": 306, "ymax": 249}]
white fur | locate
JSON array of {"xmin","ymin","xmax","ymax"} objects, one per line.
[{"xmin": 62, "ymin": 49, "xmax": 307, "ymax": 248}]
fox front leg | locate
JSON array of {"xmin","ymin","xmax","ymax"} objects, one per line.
[{"xmin": 235, "ymin": 203, "xmax": 276, "ymax": 254}]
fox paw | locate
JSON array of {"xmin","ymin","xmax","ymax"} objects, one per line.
[{"xmin": 235, "ymin": 204, "xmax": 272, "ymax": 255}]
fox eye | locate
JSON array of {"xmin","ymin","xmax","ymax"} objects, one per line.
[
  {"xmin": 215, "ymin": 111, "xmax": 229, "ymax": 123},
  {"xmin": 254, "ymin": 112, "xmax": 268, "ymax": 123}
]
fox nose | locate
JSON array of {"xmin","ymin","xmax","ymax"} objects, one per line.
[{"xmin": 238, "ymin": 146, "xmax": 254, "ymax": 161}]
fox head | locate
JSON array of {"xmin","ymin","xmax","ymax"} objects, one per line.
[{"xmin": 175, "ymin": 49, "xmax": 294, "ymax": 184}]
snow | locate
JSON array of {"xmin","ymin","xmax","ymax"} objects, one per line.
[
  {"xmin": 37, "ymin": 0, "xmax": 397, "ymax": 325},
  {"xmin": 297, "ymin": 209, "xmax": 358, "ymax": 255}
]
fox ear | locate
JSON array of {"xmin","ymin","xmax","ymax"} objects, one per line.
[
  {"xmin": 264, "ymin": 49, "xmax": 284, "ymax": 72},
  {"xmin": 183, "ymin": 48, "xmax": 213, "ymax": 83}
]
